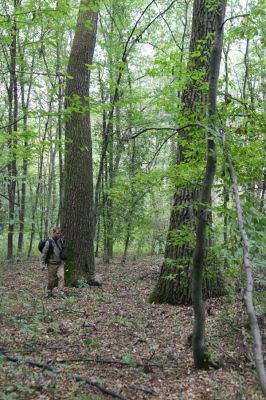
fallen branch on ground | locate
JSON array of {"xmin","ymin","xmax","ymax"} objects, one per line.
[
  {"xmin": 47, "ymin": 356, "xmax": 181, "ymax": 370},
  {"xmin": 211, "ymin": 343, "xmax": 239, "ymax": 365},
  {"xmin": 1, "ymin": 352, "xmax": 128, "ymax": 400},
  {"xmin": 128, "ymin": 384, "xmax": 157, "ymax": 395}
]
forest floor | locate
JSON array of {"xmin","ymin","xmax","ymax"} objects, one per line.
[{"xmin": 0, "ymin": 257, "xmax": 265, "ymax": 400}]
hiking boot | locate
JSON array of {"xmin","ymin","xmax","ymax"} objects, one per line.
[
  {"xmin": 55, "ymin": 291, "xmax": 67, "ymax": 299},
  {"xmin": 45, "ymin": 292, "xmax": 56, "ymax": 299}
]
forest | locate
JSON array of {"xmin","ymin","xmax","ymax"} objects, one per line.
[{"xmin": 0, "ymin": 0, "xmax": 265, "ymax": 399}]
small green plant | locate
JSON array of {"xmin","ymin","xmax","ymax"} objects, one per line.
[
  {"xmin": 12, "ymin": 382, "xmax": 35, "ymax": 394},
  {"xmin": 84, "ymin": 338, "xmax": 100, "ymax": 352},
  {"xmin": 77, "ymin": 278, "xmax": 90, "ymax": 288},
  {"xmin": 0, "ymin": 391, "xmax": 19, "ymax": 399},
  {"xmin": 116, "ymin": 315, "xmax": 134, "ymax": 328},
  {"xmin": 122, "ymin": 354, "xmax": 137, "ymax": 368},
  {"xmin": 64, "ymin": 296, "xmax": 76, "ymax": 304}
]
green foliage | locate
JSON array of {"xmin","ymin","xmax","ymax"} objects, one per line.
[
  {"xmin": 84, "ymin": 338, "xmax": 100, "ymax": 352},
  {"xmin": 76, "ymin": 278, "xmax": 90, "ymax": 288},
  {"xmin": 0, "ymin": 0, "xmax": 264, "ymax": 291},
  {"xmin": 116, "ymin": 315, "xmax": 135, "ymax": 328},
  {"xmin": 206, "ymin": 0, "xmax": 221, "ymax": 12},
  {"xmin": 122, "ymin": 354, "xmax": 137, "ymax": 368}
]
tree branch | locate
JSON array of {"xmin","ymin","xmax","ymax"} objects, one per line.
[
  {"xmin": 154, "ymin": 0, "xmax": 181, "ymax": 50},
  {"xmin": 123, "ymin": 122, "xmax": 211, "ymax": 140},
  {"xmin": 0, "ymin": 116, "xmax": 25, "ymax": 130},
  {"xmin": 0, "ymin": 193, "xmax": 20, "ymax": 206},
  {"xmin": 126, "ymin": 0, "xmax": 179, "ymax": 58},
  {"xmin": 123, "ymin": 0, "xmax": 157, "ymax": 60},
  {"xmin": 221, "ymin": 13, "xmax": 250, "ymax": 29},
  {"xmin": 1, "ymin": 352, "xmax": 128, "ymax": 400}
]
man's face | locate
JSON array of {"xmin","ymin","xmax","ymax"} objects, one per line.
[{"xmin": 53, "ymin": 229, "xmax": 62, "ymax": 239}]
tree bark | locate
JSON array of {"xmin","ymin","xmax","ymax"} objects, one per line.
[
  {"xmin": 150, "ymin": 0, "xmax": 226, "ymax": 305},
  {"xmin": 7, "ymin": 4, "xmax": 18, "ymax": 259},
  {"xmin": 56, "ymin": 30, "xmax": 64, "ymax": 227},
  {"xmin": 192, "ymin": 0, "xmax": 226, "ymax": 369},
  {"xmin": 62, "ymin": 0, "xmax": 98, "ymax": 285}
]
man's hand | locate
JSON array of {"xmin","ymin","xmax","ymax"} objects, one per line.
[{"xmin": 41, "ymin": 264, "xmax": 47, "ymax": 271}]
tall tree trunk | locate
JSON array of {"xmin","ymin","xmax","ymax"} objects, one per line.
[
  {"xmin": 7, "ymin": 4, "xmax": 18, "ymax": 259},
  {"xmin": 62, "ymin": 0, "xmax": 98, "ymax": 286},
  {"xmin": 222, "ymin": 44, "xmax": 230, "ymax": 268},
  {"xmin": 17, "ymin": 144, "xmax": 27, "ymax": 255},
  {"xmin": 122, "ymin": 137, "xmax": 136, "ymax": 264},
  {"xmin": 56, "ymin": 29, "xmax": 64, "ymax": 227},
  {"xmin": 27, "ymin": 113, "xmax": 51, "ymax": 257},
  {"xmin": 122, "ymin": 221, "xmax": 131, "ymax": 264},
  {"xmin": 192, "ymin": 0, "xmax": 226, "ymax": 369},
  {"xmin": 17, "ymin": 49, "xmax": 35, "ymax": 255},
  {"xmin": 150, "ymin": 0, "xmax": 226, "ymax": 305},
  {"xmin": 44, "ymin": 145, "xmax": 56, "ymax": 237}
]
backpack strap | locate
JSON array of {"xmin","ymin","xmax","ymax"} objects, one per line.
[
  {"xmin": 53, "ymin": 238, "xmax": 63, "ymax": 250},
  {"xmin": 45, "ymin": 239, "xmax": 53, "ymax": 262}
]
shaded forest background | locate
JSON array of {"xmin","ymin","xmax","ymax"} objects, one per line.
[
  {"xmin": 0, "ymin": 0, "xmax": 265, "ymax": 266},
  {"xmin": 0, "ymin": 0, "xmax": 266, "ymax": 397}
]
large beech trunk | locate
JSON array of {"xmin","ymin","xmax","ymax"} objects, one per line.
[
  {"xmin": 150, "ymin": 0, "xmax": 226, "ymax": 305},
  {"xmin": 62, "ymin": 0, "xmax": 98, "ymax": 285},
  {"xmin": 192, "ymin": 0, "xmax": 226, "ymax": 368}
]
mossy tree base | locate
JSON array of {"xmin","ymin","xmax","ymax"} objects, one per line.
[
  {"xmin": 64, "ymin": 247, "xmax": 95, "ymax": 288},
  {"xmin": 149, "ymin": 258, "xmax": 226, "ymax": 306},
  {"xmin": 193, "ymin": 345, "xmax": 223, "ymax": 370}
]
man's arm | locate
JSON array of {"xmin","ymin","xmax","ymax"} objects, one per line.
[{"xmin": 40, "ymin": 240, "xmax": 50, "ymax": 267}]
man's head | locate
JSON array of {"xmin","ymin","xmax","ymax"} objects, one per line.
[{"xmin": 52, "ymin": 227, "xmax": 62, "ymax": 239}]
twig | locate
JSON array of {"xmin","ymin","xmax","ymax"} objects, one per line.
[
  {"xmin": 50, "ymin": 357, "xmax": 133, "ymax": 366},
  {"xmin": 128, "ymin": 384, "xmax": 157, "ymax": 396},
  {"xmin": 1, "ymin": 346, "xmax": 180, "ymax": 370},
  {"xmin": 0, "ymin": 193, "xmax": 20, "ymax": 206},
  {"xmin": 154, "ymin": 0, "xmax": 180, "ymax": 50},
  {"xmin": 221, "ymin": 13, "xmax": 250, "ymax": 29},
  {"xmin": 48, "ymin": 356, "xmax": 179, "ymax": 370},
  {"xmin": 0, "ymin": 117, "xmax": 26, "ymax": 131},
  {"xmin": 1, "ymin": 352, "xmax": 128, "ymax": 400},
  {"xmin": 123, "ymin": 122, "xmax": 211, "ymax": 140},
  {"xmin": 215, "ymin": 327, "xmax": 240, "ymax": 338},
  {"xmin": 211, "ymin": 343, "xmax": 239, "ymax": 365}
]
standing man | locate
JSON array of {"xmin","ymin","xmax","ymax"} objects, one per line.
[{"xmin": 41, "ymin": 227, "xmax": 65, "ymax": 298}]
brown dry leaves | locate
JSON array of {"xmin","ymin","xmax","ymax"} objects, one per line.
[{"xmin": 0, "ymin": 258, "xmax": 264, "ymax": 400}]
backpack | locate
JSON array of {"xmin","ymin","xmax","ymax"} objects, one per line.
[
  {"xmin": 38, "ymin": 238, "xmax": 52, "ymax": 253},
  {"xmin": 38, "ymin": 238, "xmax": 53, "ymax": 263},
  {"xmin": 38, "ymin": 238, "xmax": 66, "ymax": 261}
]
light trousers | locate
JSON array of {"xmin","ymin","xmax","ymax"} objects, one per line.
[{"xmin": 47, "ymin": 263, "xmax": 64, "ymax": 294}]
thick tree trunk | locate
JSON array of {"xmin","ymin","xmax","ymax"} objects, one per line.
[
  {"xmin": 192, "ymin": 0, "xmax": 226, "ymax": 368},
  {"xmin": 150, "ymin": 0, "xmax": 226, "ymax": 305},
  {"xmin": 62, "ymin": 0, "xmax": 98, "ymax": 285}
]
